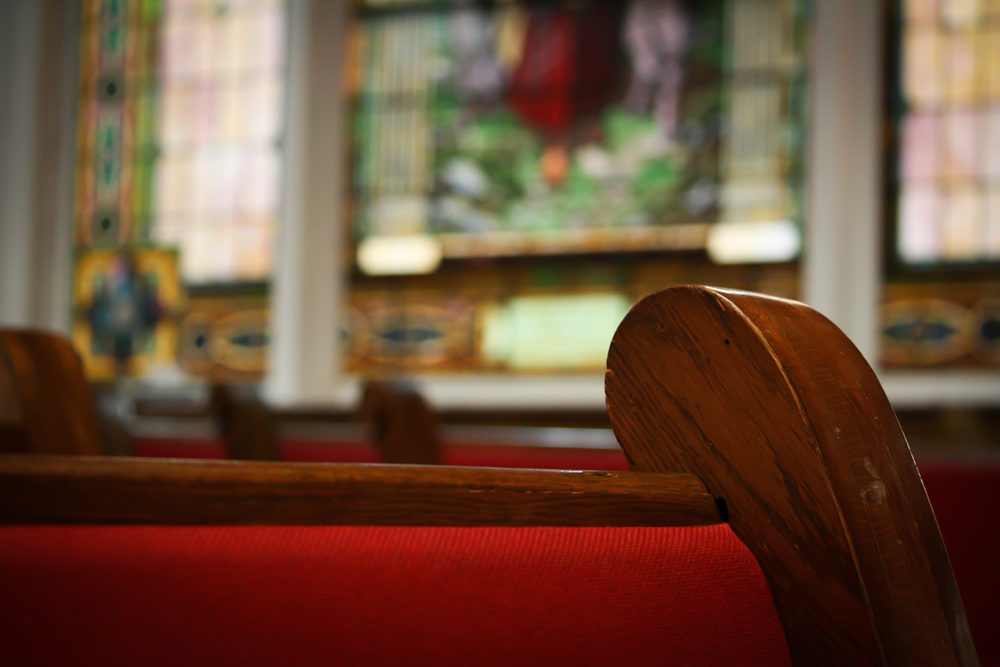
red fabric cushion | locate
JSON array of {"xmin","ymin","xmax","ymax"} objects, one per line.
[
  {"xmin": 0, "ymin": 524, "xmax": 790, "ymax": 667},
  {"xmin": 131, "ymin": 437, "xmax": 632, "ymax": 469},
  {"xmin": 277, "ymin": 441, "xmax": 628, "ymax": 469}
]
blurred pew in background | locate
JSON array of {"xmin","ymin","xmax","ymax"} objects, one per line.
[{"xmin": 0, "ymin": 329, "xmax": 103, "ymax": 456}]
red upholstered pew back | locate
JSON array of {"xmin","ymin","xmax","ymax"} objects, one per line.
[{"xmin": 0, "ymin": 524, "xmax": 790, "ymax": 667}]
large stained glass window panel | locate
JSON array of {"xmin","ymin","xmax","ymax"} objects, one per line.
[
  {"xmin": 350, "ymin": 0, "xmax": 808, "ymax": 263},
  {"xmin": 345, "ymin": 0, "xmax": 809, "ymax": 375},
  {"xmin": 897, "ymin": 0, "xmax": 1000, "ymax": 264},
  {"xmin": 153, "ymin": 0, "xmax": 286, "ymax": 284}
]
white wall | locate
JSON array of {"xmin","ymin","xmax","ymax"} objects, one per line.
[
  {"xmin": 0, "ymin": 0, "xmax": 79, "ymax": 333},
  {"xmin": 802, "ymin": 0, "xmax": 883, "ymax": 363},
  {"xmin": 266, "ymin": 0, "xmax": 348, "ymax": 405}
]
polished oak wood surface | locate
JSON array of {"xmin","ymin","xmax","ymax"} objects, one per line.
[
  {"xmin": 0, "ymin": 455, "xmax": 720, "ymax": 527},
  {"xmin": 0, "ymin": 330, "xmax": 103, "ymax": 456},
  {"xmin": 605, "ymin": 285, "xmax": 977, "ymax": 666}
]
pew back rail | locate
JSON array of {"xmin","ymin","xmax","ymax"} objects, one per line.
[{"xmin": 0, "ymin": 456, "xmax": 718, "ymax": 527}]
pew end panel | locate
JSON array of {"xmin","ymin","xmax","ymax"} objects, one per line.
[{"xmin": 606, "ymin": 285, "xmax": 977, "ymax": 666}]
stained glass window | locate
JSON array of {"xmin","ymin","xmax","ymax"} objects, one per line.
[
  {"xmin": 73, "ymin": 0, "xmax": 287, "ymax": 379},
  {"xmin": 75, "ymin": 0, "xmax": 159, "ymax": 248},
  {"xmin": 345, "ymin": 0, "xmax": 809, "ymax": 374},
  {"xmin": 74, "ymin": 0, "xmax": 287, "ymax": 286},
  {"xmin": 896, "ymin": 0, "xmax": 1000, "ymax": 264},
  {"xmin": 154, "ymin": 0, "xmax": 286, "ymax": 283},
  {"xmin": 350, "ymin": 0, "xmax": 807, "ymax": 264}
]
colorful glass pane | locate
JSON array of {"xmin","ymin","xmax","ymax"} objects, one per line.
[
  {"xmin": 73, "ymin": 0, "xmax": 287, "ymax": 379},
  {"xmin": 897, "ymin": 0, "xmax": 1000, "ymax": 263},
  {"xmin": 350, "ymin": 0, "xmax": 808, "ymax": 260},
  {"xmin": 75, "ymin": 0, "xmax": 159, "ymax": 247},
  {"xmin": 153, "ymin": 0, "xmax": 286, "ymax": 284},
  {"xmin": 347, "ymin": 0, "xmax": 809, "ymax": 374},
  {"xmin": 75, "ymin": 0, "xmax": 287, "ymax": 285}
]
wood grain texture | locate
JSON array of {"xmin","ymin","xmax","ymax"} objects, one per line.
[
  {"xmin": 0, "ymin": 454, "xmax": 720, "ymax": 526},
  {"xmin": 605, "ymin": 285, "xmax": 977, "ymax": 666},
  {"xmin": 360, "ymin": 380, "xmax": 442, "ymax": 464},
  {"xmin": 0, "ymin": 330, "xmax": 103, "ymax": 456}
]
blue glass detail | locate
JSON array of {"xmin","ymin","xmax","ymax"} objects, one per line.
[
  {"xmin": 377, "ymin": 327, "xmax": 443, "ymax": 345},
  {"xmin": 883, "ymin": 321, "xmax": 957, "ymax": 344},
  {"xmin": 230, "ymin": 331, "xmax": 269, "ymax": 348}
]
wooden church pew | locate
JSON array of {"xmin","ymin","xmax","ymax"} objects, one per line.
[
  {"xmin": 0, "ymin": 329, "xmax": 103, "ymax": 455},
  {"xmin": 0, "ymin": 363, "xmax": 426, "ymax": 466},
  {"xmin": 0, "ymin": 332, "xmax": 293, "ymax": 462},
  {"xmin": 356, "ymin": 379, "xmax": 442, "ymax": 464},
  {"xmin": 0, "ymin": 286, "xmax": 980, "ymax": 665},
  {"xmin": 208, "ymin": 383, "xmax": 281, "ymax": 461}
]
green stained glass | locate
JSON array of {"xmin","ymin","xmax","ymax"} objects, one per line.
[
  {"xmin": 75, "ymin": 0, "xmax": 159, "ymax": 247},
  {"xmin": 481, "ymin": 293, "xmax": 632, "ymax": 370},
  {"xmin": 75, "ymin": 0, "xmax": 288, "ymax": 283},
  {"xmin": 352, "ymin": 0, "xmax": 808, "ymax": 258}
]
